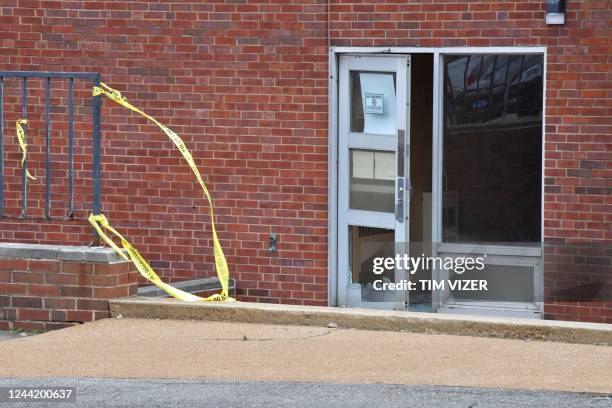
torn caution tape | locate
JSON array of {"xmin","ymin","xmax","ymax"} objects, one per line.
[
  {"xmin": 89, "ymin": 214, "xmax": 231, "ymax": 302},
  {"xmin": 16, "ymin": 119, "xmax": 36, "ymax": 181},
  {"xmin": 91, "ymin": 82, "xmax": 233, "ymax": 302}
]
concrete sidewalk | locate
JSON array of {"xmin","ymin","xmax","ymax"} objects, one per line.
[{"xmin": 0, "ymin": 318, "xmax": 610, "ymax": 393}]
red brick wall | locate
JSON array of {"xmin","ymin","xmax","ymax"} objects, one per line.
[
  {"xmin": 0, "ymin": 1, "xmax": 330, "ymax": 306},
  {"xmin": 0, "ymin": 257, "xmax": 137, "ymax": 331},
  {"xmin": 331, "ymin": 0, "xmax": 610, "ymax": 322},
  {"xmin": 0, "ymin": 1, "xmax": 610, "ymax": 316},
  {"xmin": 543, "ymin": 243, "xmax": 611, "ymax": 323}
]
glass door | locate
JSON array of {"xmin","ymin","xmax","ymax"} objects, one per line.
[
  {"xmin": 435, "ymin": 52, "xmax": 544, "ymax": 317},
  {"xmin": 337, "ymin": 55, "xmax": 410, "ymax": 310}
]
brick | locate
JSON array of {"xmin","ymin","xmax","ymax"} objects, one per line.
[
  {"xmin": 77, "ymin": 299, "xmax": 109, "ymax": 311},
  {"xmin": 117, "ymin": 273, "xmax": 136, "ymax": 285},
  {"xmin": 0, "ymin": 259, "xmax": 28, "ymax": 271},
  {"xmin": 29, "ymin": 260, "xmax": 60, "ymax": 273},
  {"xmin": 0, "ymin": 308, "xmax": 17, "ymax": 321},
  {"xmin": 18, "ymin": 308, "xmax": 49, "ymax": 321},
  {"xmin": 77, "ymin": 275, "xmax": 93, "ymax": 286},
  {"xmin": 93, "ymin": 286, "xmax": 129, "ymax": 299},
  {"xmin": 94, "ymin": 311, "xmax": 111, "ymax": 320},
  {"xmin": 13, "ymin": 321, "xmax": 45, "ymax": 332},
  {"xmin": 0, "ymin": 296, "xmax": 9, "ymax": 307},
  {"xmin": 46, "ymin": 274, "xmax": 78, "ymax": 285},
  {"xmin": 94, "ymin": 262, "xmax": 131, "ymax": 275},
  {"xmin": 60, "ymin": 286, "xmax": 93, "ymax": 298},
  {"xmin": 92, "ymin": 275, "xmax": 119, "ymax": 286},
  {"xmin": 29, "ymin": 285, "xmax": 60, "ymax": 297},
  {"xmin": 12, "ymin": 272, "xmax": 44, "ymax": 284},
  {"xmin": 44, "ymin": 298, "xmax": 76, "ymax": 310},
  {"xmin": 50, "ymin": 310, "xmax": 67, "ymax": 321},
  {"xmin": 11, "ymin": 296, "xmax": 43, "ymax": 308},
  {"xmin": 66, "ymin": 310, "xmax": 94, "ymax": 322},
  {"xmin": 2, "ymin": 283, "xmax": 27, "ymax": 295},
  {"xmin": 61, "ymin": 262, "xmax": 94, "ymax": 275}
]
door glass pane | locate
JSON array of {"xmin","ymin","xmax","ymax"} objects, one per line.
[
  {"xmin": 350, "ymin": 149, "xmax": 395, "ymax": 212},
  {"xmin": 350, "ymin": 226, "xmax": 406, "ymax": 303},
  {"xmin": 450, "ymin": 264, "xmax": 534, "ymax": 303},
  {"xmin": 442, "ymin": 54, "xmax": 543, "ymax": 243},
  {"xmin": 350, "ymin": 226, "xmax": 394, "ymax": 285},
  {"xmin": 351, "ymin": 71, "xmax": 396, "ymax": 135}
]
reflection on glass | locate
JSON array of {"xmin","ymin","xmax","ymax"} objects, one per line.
[
  {"xmin": 450, "ymin": 264, "xmax": 534, "ymax": 303},
  {"xmin": 350, "ymin": 149, "xmax": 395, "ymax": 212},
  {"xmin": 443, "ymin": 54, "xmax": 543, "ymax": 243},
  {"xmin": 351, "ymin": 71, "xmax": 396, "ymax": 135}
]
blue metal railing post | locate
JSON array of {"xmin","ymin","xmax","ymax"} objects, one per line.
[
  {"xmin": 68, "ymin": 77, "xmax": 74, "ymax": 218},
  {"xmin": 92, "ymin": 74, "xmax": 101, "ymax": 217},
  {"xmin": 44, "ymin": 77, "xmax": 51, "ymax": 219},
  {"xmin": 21, "ymin": 77, "xmax": 27, "ymax": 218},
  {"xmin": 0, "ymin": 77, "xmax": 3, "ymax": 217}
]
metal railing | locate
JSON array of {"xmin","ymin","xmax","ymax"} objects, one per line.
[{"xmin": 0, "ymin": 71, "xmax": 101, "ymax": 220}]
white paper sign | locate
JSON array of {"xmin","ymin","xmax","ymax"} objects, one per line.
[
  {"xmin": 360, "ymin": 73, "xmax": 396, "ymax": 135},
  {"xmin": 365, "ymin": 93, "xmax": 384, "ymax": 115}
]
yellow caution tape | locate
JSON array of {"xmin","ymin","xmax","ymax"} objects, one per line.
[
  {"xmin": 91, "ymin": 82, "xmax": 234, "ymax": 302},
  {"xmin": 16, "ymin": 119, "xmax": 36, "ymax": 181},
  {"xmin": 88, "ymin": 214, "xmax": 228, "ymax": 301}
]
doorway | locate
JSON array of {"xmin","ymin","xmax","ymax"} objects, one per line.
[{"xmin": 330, "ymin": 47, "xmax": 545, "ymax": 318}]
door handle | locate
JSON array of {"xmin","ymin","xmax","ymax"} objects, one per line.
[
  {"xmin": 396, "ymin": 128, "xmax": 406, "ymax": 222},
  {"xmin": 397, "ymin": 129, "xmax": 405, "ymax": 178},
  {"xmin": 396, "ymin": 177, "xmax": 405, "ymax": 222}
]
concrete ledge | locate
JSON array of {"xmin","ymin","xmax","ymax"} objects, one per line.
[
  {"xmin": 0, "ymin": 243, "xmax": 127, "ymax": 263},
  {"xmin": 138, "ymin": 278, "xmax": 236, "ymax": 297},
  {"xmin": 110, "ymin": 297, "xmax": 612, "ymax": 345}
]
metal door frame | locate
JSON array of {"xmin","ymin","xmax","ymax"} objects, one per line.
[{"xmin": 328, "ymin": 47, "xmax": 546, "ymax": 318}]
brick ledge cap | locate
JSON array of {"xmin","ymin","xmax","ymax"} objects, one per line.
[{"xmin": 0, "ymin": 242, "xmax": 128, "ymax": 263}]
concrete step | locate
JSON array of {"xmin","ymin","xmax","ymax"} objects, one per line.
[
  {"xmin": 137, "ymin": 278, "xmax": 236, "ymax": 298},
  {"xmin": 109, "ymin": 297, "xmax": 612, "ymax": 346}
]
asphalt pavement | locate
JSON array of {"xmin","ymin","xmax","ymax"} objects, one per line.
[{"xmin": 0, "ymin": 378, "xmax": 610, "ymax": 408}]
